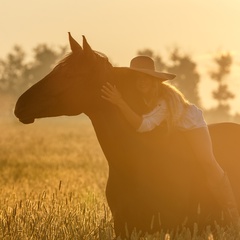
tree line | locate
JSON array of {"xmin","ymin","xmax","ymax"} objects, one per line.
[
  {"xmin": 0, "ymin": 44, "xmax": 239, "ymax": 123},
  {"xmin": 0, "ymin": 44, "xmax": 67, "ymax": 95}
]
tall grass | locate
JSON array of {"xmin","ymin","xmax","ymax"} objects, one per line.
[
  {"xmin": 0, "ymin": 117, "xmax": 239, "ymax": 239},
  {"xmin": 0, "ymin": 117, "xmax": 114, "ymax": 239}
]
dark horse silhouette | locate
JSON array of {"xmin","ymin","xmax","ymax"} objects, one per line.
[{"xmin": 14, "ymin": 33, "xmax": 240, "ymax": 237}]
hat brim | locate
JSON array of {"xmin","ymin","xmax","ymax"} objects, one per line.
[{"xmin": 122, "ymin": 67, "xmax": 176, "ymax": 81}]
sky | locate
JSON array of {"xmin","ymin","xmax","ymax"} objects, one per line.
[{"xmin": 1, "ymin": 0, "xmax": 240, "ymax": 113}]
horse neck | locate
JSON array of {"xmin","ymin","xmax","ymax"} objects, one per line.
[
  {"xmin": 86, "ymin": 105, "xmax": 139, "ymax": 172},
  {"xmin": 83, "ymin": 68, "xmax": 151, "ymax": 174}
]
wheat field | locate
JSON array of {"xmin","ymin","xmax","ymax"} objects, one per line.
[{"xmin": 0, "ymin": 116, "xmax": 239, "ymax": 240}]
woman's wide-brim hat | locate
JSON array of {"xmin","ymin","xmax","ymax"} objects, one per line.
[{"xmin": 128, "ymin": 56, "xmax": 176, "ymax": 81}]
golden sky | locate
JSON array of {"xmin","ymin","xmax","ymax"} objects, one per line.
[{"xmin": 1, "ymin": 0, "xmax": 240, "ymax": 112}]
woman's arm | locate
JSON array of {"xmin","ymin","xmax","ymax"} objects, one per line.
[{"xmin": 101, "ymin": 82, "xmax": 142, "ymax": 130}]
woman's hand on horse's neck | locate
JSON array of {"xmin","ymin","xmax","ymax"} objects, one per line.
[{"xmin": 101, "ymin": 82, "xmax": 142, "ymax": 130}]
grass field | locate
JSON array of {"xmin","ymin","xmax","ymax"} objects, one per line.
[{"xmin": 0, "ymin": 116, "xmax": 239, "ymax": 239}]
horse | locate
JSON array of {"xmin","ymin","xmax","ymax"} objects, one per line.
[{"xmin": 14, "ymin": 33, "xmax": 240, "ymax": 237}]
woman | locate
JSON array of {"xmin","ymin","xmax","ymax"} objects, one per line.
[{"xmin": 101, "ymin": 56, "xmax": 239, "ymax": 224}]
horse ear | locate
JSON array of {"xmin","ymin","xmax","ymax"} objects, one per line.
[
  {"xmin": 68, "ymin": 32, "xmax": 82, "ymax": 53},
  {"xmin": 82, "ymin": 35, "xmax": 97, "ymax": 61}
]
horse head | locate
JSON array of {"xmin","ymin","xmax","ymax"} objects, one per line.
[{"xmin": 14, "ymin": 33, "xmax": 113, "ymax": 124}]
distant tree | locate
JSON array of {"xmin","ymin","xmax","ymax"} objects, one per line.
[
  {"xmin": 0, "ymin": 44, "xmax": 67, "ymax": 95},
  {"xmin": 166, "ymin": 48, "xmax": 201, "ymax": 107},
  {"xmin": 137, "ymin": 48, "xmax": 201, "ymax": 107},
  {"xmin": 206, "ymin": 53, "xmax": 234, "ymax": 122},
  {"xmin": 0, "ymin": 45, "xmax": 26, "ymax": 93}
]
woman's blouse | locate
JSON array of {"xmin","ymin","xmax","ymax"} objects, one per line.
[{"xmin": 137, "ymin": 99, "xmax": 207, "ymax": 132}]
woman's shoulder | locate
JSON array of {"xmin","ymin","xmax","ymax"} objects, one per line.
[{"xmin": 187, "ymin": 103, "xmax": 203, "ymax": 112}]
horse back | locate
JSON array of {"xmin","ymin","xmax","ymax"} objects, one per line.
[
  {"xmin": 209, "ymin": 122, "xmax": 240, "ymax": 169},
  {"xmin": 209, "ymin": 122, "xmax": 240, "ymax": 206}
]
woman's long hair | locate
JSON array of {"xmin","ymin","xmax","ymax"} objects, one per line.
[{"xmin": 159, "ymin": 82, "xmax": 190, "ymax": 131}]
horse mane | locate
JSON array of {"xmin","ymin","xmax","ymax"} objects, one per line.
[
  {"xmin": 94, "ymin": 51, "xmax": 109, "ymax": 59},
  {"xmin": 52, "ymin": 50, "xmax": 109, "ymax": 73},
  {"xmin": 51, "ymin": 53, "xmax": 73, "ymax": 72}
]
